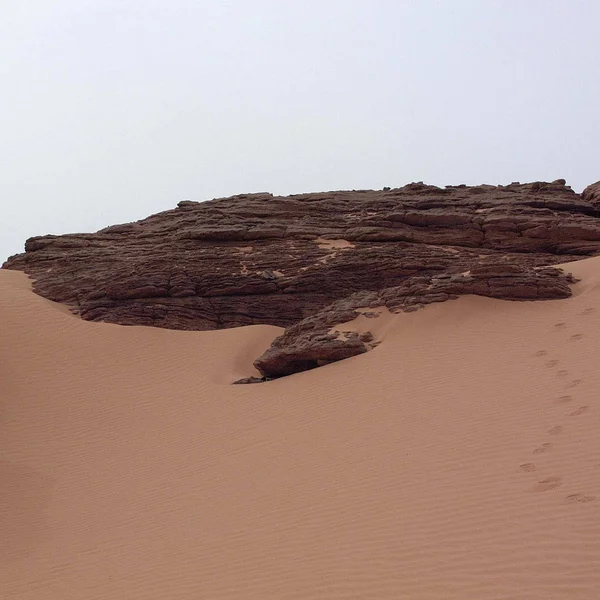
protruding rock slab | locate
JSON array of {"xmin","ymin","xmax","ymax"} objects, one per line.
[{"xmin": 253, "ymin": 265, "xmax": 577, "ymax": 379}]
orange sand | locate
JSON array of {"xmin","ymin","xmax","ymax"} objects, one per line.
[
  {"xmin": 2, "ymin": 258, "xmax": 600, "ymax": 599},
  {"xmin": 316, "ymin": 238, "xmax": 355, "ymax": 250}
]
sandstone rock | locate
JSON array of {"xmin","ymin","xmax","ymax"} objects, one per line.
[
  {"xmin": 2, "ymin": 179, "xmax": 599, "ymax": 376},
  {"xmin": 582, "ymin": 181, "xmax": 600, "ymax": 209}
]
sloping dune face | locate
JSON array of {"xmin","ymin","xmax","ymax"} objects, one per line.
[{"xmin": 2, "ymin": 260, "xmax": 600, "ymax": 599}]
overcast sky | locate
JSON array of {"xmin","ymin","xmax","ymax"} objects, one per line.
[{"xmin": 2, "ymin": 0, "xmax": 600, "ymax": 262}]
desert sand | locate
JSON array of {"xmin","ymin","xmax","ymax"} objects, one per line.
[{"xmin": 2, "ymin": 257, "xmax": 600, "ymax": 599}]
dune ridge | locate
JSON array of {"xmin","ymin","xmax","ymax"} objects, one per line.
[{"xmin": 2, "ymin": 258, "xmax": 600, "ymax": 598}]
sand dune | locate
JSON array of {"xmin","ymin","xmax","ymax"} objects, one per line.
[{"xmin": 2, "ymin": 259, "xmax": 600, "ymax": 599}]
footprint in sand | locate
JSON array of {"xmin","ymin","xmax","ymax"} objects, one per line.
[
  {"xmin": 548, "ymin": 426, "xmax": 564, "ymax": 436},
  {"xmin": 568, "ymin": 406, "xmax": 589, "ymax": 417},
  {"xmin": 581, "ymin": 308, "xmax": 596, "ymax": 315},
  {"xmin": 535, "ymin": 350, "xmax": 548, "ymax": 357},
  {"xmin": 569, "ymin": 333, "xmax": 584, "ymax": 341},
  {"xmin": 565, "ymin": 493, "xmax": 596, "ymax": 503},
  {"xmin": 554, "ymin": 322, "xmax": 567, "ymax": 330},
  {"xmin": 555, "ymin": 395, "xmax": 574, "ymax": 404},
  {"xmin": 531, "ymin": 477, "xmax": 562, "ymax": 492},
  {"xmin": 545, "ymin": 360, "xmax": 559, "ymax": 368},
  {"xmin": 519, "ymin": 463, "xmax": 537, "ymax": 473},
  {"xmin": 565, "ymin": 379, "xmax": 582, "ymax": 389},
  {"xmin": 533, "ymin": 443, "xmax": 553, "ymax": 454},
  {"xmin": 557, "ymin": 370, "xmax": 569, "ymax": 378}
]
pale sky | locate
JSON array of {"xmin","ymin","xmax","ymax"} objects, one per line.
[{"xmin": 2, "ymin": 0, "xmax": 600, "ymax": 262}]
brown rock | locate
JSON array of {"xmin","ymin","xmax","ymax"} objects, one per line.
[
  {"xmin": 2, "ymin": 179, "xmax": 599, "ymax": 376},
  {"xmin": 582, "ymin": 181, "xmax": 600, "ymax": 209},
  {"xmin": 253, "ymin": 265, "xmax": 576, "ymax": 378}
]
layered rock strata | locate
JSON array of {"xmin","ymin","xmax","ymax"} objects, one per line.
[{"xmin": 4, "ymin": 179, "xmax": 598, "ymax": 377}]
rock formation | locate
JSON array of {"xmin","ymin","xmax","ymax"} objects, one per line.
[
  {"xmin": 4, "ymin": 179, "xmax": 600, "ymax": 378},
  {"xmin": 252, "ymin": 264, "xmax": 576, "ymax": 378}
]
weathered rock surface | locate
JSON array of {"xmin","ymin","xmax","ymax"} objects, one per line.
[
  {"xmin": 3, "ymin": 179, "xmax": 599, "ymax": 377},
  {"xmin": 582, "ymin": 181, "xmax": 600, "ymax": 209}
]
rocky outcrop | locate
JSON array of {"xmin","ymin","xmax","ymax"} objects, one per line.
[
  {"xmin": 582, "ymin": 181, "xmax": 600, "ymax": 209},
  {"xmin": 3, "ymin": 179, "xmax": 599, "ymax": 377},
  {"xmin": 253, "ymin": 265, "xmax": 576, "ymax": 378}
]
